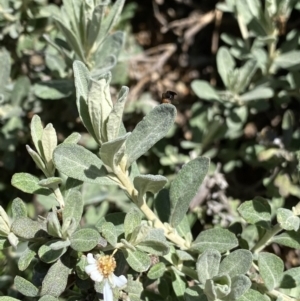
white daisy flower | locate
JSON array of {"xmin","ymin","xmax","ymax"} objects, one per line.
[{"xmin": 85, "ymin": 253, "xmax": 127, "ymax": 301}]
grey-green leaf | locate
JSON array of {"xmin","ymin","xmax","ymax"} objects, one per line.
[
  {"xmin": 217, "ymin": 46, "xmax": 235, "ymax": 87},
  {"xmin": 39, "ymin": 177, "xmax": 62, "ymax": 189},
  {"xmin": 38, "ymin": 240, "xmax": 67, "ymax": 263},
  {"xmin": 14, "ymin": 276, "xmax": 39, "ymax": 297},
  {"xmin": 11, "ymin": 173, "xmax": 51, "ymax": 196},
  {"xmin": 53, "ymin": 144, "xmax": 115, "ymax": 185},
  {"xmin": 40, "ymin": 255, "xmax": 70, "ymax": 297},
  {"xmin": 237, "ymin": 197, "xmax": 271, "ymax": 229},
  {"xmin": 100, "ymin": 133, "xmax": 130, "ymax": 168},
  {"xmin": 63, "ymin": 190, "xmax": 83, "ymax": 227},
  {"xmin": 277, "ymin": 208, "xmax": 300, "ymax": 231},
  {"xmin": 30, "ymin": 115, "xmax": 43, "ymax": 156},
  {"xmin": 11, "ymin": 198, "xmax": 27, "ymax": 219},
  {"xmin": 223, "ymin": 275, "xmax": 251, "ymax": 301},
  {"xmin": 73, "ymin": 61, "xmax": 98, "ymax": 143},
  {"xmin": 123, "ymin": 249, "xmax": 151, "ymax": 272},
  {"xmin": 133, "ymin": 174, "xmax": 168, "ymax": 200},
  {"xmin": 191, "ymin": 80, "xmax": 220, "ymax": 101},
  {"xmin": 237, "ymin": 289, "xmax": 270, "ymax": 301},
  {"xmin": 124, "ymin": 208, "xmax": 142, "ymax": 240},
  {"xmin": 240, "ymin": 86, "xmax": 273, "ymax": 102},
  {"xmin": 196, "ymin": 249, "xmax": 221, "ymax": 284},
  {"xmin": 125, "ymin": 104, "xmax": 176, "ymax": 169},
  {"xmin": 18, "ymin": 243, "xmax": 40, "ymax": 271},
  {"xmin": 101, "ymin": 222, "xmax": 117, "ymax": 246},
  {"xmin": 272, "ymin": 231, "xmax": 300, "ymax": 249},
  {"xmin": 70, "ymin": 228, "xmax": 100, "ymax": 252},
  {"xmin": 258, "ymin": 252, "xmax": 284, "ymax": 290},
  {"xmin": 191, "ymin": 228, "xmax": 238, "ymax": 253},
  {"xmin": 219, "ymin": 249, "xmax": 252, "ymax": 278},
  {"xmin": 11, "ymin": 217, "xmax": 47, "ymax": 240},
  {"xmin": 106, "ymin": 86, "xmax": 128, "ymax": 140},
  {"xmin": 169, "ymin": 157, "xmax": 209, "ymax": 227},
  {"xmin": 147, "ymin": 262, "xmax": 166, "ymax": 279}
]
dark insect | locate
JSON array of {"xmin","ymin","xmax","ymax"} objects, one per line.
[{"xmin": 161, "ymin": 90, "xmax": 177, "ymax": 104}]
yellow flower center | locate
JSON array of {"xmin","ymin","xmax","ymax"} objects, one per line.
[{"xmin": 97, "ymin": 255, "xmax": 116, "ymax": 278}]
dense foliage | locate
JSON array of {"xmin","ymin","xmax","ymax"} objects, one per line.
[{"xmin": 0, "ymin": 0, "xmax": 300, "ymax": 301}]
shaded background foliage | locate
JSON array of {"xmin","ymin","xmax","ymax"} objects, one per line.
[{"xmin": 1, "ymin": 0, "xmax": 300, "ymax": 275}]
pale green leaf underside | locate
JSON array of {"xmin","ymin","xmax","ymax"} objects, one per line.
[
  {"xmin": 53, "ymin": 144, "xmax": 116, "ymax": 185},
  {"xmin": 125, "ymin": 104, "xmax": 176, "ymax": 169},
  {"xmin": 169, "ymin": 157, "xmax": 209, "ymax": 227},
  {"xmin": 258, "ymin": 252, "xmax": 284, "ymax": 291},
  {"xmin": 191, "ymin": 228, "xmax": 238, "ymax": 253}
]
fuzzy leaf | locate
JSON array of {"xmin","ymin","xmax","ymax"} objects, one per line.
[
  {"xmin": 100, "ymin": 133, "xmax": 130, "ymax": 168},
  {"xmin": 132, "ymin": 226, "xmax": 169, "ymax": 256},
  {"xmin": 63, "ymin": 190, "xmax": 83, "ymax": 227},
  {"xmin": 169, "ymin": 157, "xmax": 209, "ymax": 227},
  {"xmin": 53, "ymin": 144, "xmax": 116, "ymax": 185},
  {"xmin": 53, "ymin": 17, "xmax": 85, "ymax": 62},
  {"xmin": 40, "ymin": 255, "xmax": 70, "ymax": 297},
  {"xmin": 191, "ymin": 228, "xmax": 238, "ymax": 253},
  {"xmin": 196, "ymin": 249, "xmax": 221, "ymax": 284},
  {"xmin": 87, "ymin": 77, "xmax": 113, "ymax": 144},
  {"xmin": 73, "ymin": 61, "xmax": 99, "ymax": 142},
  {"xmin": 134, "ymin": 174, "xmax": 168, "ymax": 200},
  {"xmin": 70, "ymin": 228, "xmax": 100, "ymax": 252},
  {"xmin": 18, "ymin": 243, "xmax": 40, "ymax": 271},
  {"xmin": 219, "ymin": 249, "xmax": 252, "ymax": 278},
  {"xmin": 26, "ymin": 145, "xmax": 47, "ymax": 174},
  {"xmin": 237, "ymin": 289, "xmax": 270, "ymax": 301},
  {"xmin": 11, "ymin": 198, "xmax": 27, "ymax": 219},
  {"xmin": 39, "ymin": 177, "xmax": 62, "ymax": 188},
  {"xmin": 280, "ymin": 267, "xmax": 300, "ymax": 289},
  {"xmin": 223, "ymin": 275, "xmax": 251, "ymax": 301},
  {"xmin": 49, "ymin": 239, "xmax": 71, "ymax": 250},
  {"xmin": 191, "ymin": 80, "xmax": 220, "ymax": 101},
  {"xmin": 107, "ymin": 86, "xmax": 128, "ymax": 140},
  {"xmin": 240, "ymin": 86, "xmax": 273, "ymax": 102},
  {"xmin": 14, "ymin": 276, "xmax": 39, "ymax": 297},
  {"xmin": 11, "ymin": 217, "xmax": 47, "ymax": 240},
  {"xmin": 124, "ymin": 208, "xmax": 142, "ymax": 240},
  {"xmin": 30, "ymin": 115, "xmax": 43, "ymax": 155},
  {"xmin": 123, "ymin": 249, "xmax": 151, "ymax": 272},
  {"xmin": 217, "ymin": 46, "xmax": 235, "ymax": 87},
  {"xmin": 125, "ymin": 104, "xmax": 176, "ymax": 168},
  {"xmin": 258, "ymin": 252, "xmax": 284, "ymax": 290},
  {"xmin": 148, "ymin": 262, "xmax": 166, "ymax": 279},
  {"xmin": 11, "ymin": 173, "xmax": 51, "ymax": 196},
  {"xmin": 47, "ymin": 212, "xmax": 62, "ymax": 238},
  {"xmin": 38, "ymin": 240, "xmax": 67, "ymax": 263},
  {"xmin": 63, "ymin": 132, "xmax": 81, "ymax": 144},
  {"xmin": 101, "ymin": 222, "xmax": 117, "ymax": 246},
  {"xmin": 277, "ymin": 208, "xmax": 300, "ymax": 231},
  {"xmin": 238, "ymin": 197, "xmax": 271, "ymax": 229},
  {"xmin": 272, "ymin": 231, "xmax": 300, "ymax": 248},
  {"xmin": 99, "ymin": 0, "xmax": 125, "ymax": 39},
  {"xmin": 41, "ymin": 123, "xmax": 57, "ymax": 173},
  {"xmin": 172, "ymin": 273, "xmax": 186, "ymax": 301}
]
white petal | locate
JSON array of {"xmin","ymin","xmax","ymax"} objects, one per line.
[
  {"xmin": 87, "ymin": 253, "xmax": 96, "ymax": 264},
  {"xmin": 103, "ymin": 280, "xmax": 113, "ymax": 301},
  {"xmin": 112, "ymin": 274, "xmax": 127, "ymax": 288},
  {"xmin": 90, "ymin": 270, "xmax": 104, "ymax": 282},
  {"xmin": 85, "ymin": 264, "xmax": 98, "ymax": 274}
]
